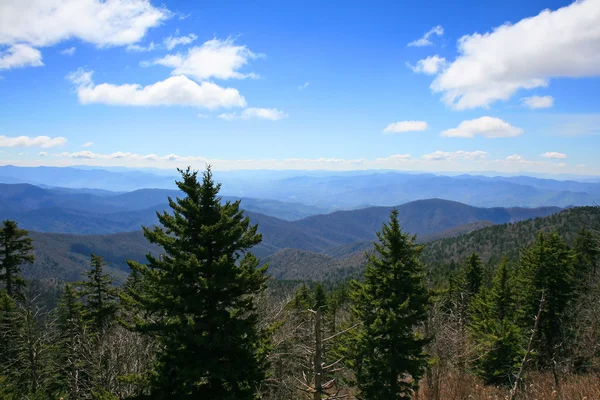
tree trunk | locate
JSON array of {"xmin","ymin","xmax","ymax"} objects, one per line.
[
  {"xmin": 510, "ymin": 293, "xmax": 545, "ymax": 400},
  {"xmin": 313, "ymin": 308, "xmax": 322, "ymax": 400}
]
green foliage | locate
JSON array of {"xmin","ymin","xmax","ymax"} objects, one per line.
[
  {"xmin": 125, "ymin": 167, "xmax": 268, "ymax": 399},
  {"xmin": 77, "ymin": 254, "xmax": 119, "ymax": 332},
  {"xmin": 349, "ymin": 209, "xmax": 430, "ymax": 399},
  {"xmin": 465, "ymin": 253, "xmax": 483, "ymax": 298},
  {"xmin": 517, "ymin": 232, "xmax": 576, "ymax": 368},
  {"xmin": 469, "ymin": 258, "xmax": 522, "ymax": 385},
  {"xmin": 0, "ymin": 220, "xmax": 35, "ymax": 297},
  {"xmin": 53, "ymin": 283, "xmax": 91, "ymax": 398}
]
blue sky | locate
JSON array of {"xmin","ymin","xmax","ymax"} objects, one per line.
[{"xmin": 0, "ymin": 0, "xmax": 599, "ymax": 175}]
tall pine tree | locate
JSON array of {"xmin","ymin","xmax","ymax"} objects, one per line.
[
  {"xmin": 125, "ymin": 166, "xmax": 268, "ymax": 399},
  {"xmin": 517, "ymin": 232, "xmax": 575, "ymax": 369},
  {"xmin": 465, "ymin": 253, "xmax": 483, "ymax": 299},
  {"xmin": 77, "ymin": 254, "xmax": 119, "ymax": 332},
  {"xmin": 0, "ymin": 220, "xmax": 34, "ymax": 297},
  {"xmin": 349, "ymin": 209, "xmax": 429, "ymax": 399},
  {"xmin": 469, "ymin": 258, "xmax": 522, "ymax": 385}
]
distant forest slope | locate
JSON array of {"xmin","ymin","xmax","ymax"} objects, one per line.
[
  {"xmin": 20, "ymin": 202, "xmax": 587, "ymax": 284},
  {"xmin": 27, "ymin": 231, "xmax": 160, "ymax": 282},
  {"xmin": 420, "ymin": 206, "xmax": 600, "ymax": 266},
  {"xmin": 263, "ymin": 206, "xmax": 600, "ymax": 281}
]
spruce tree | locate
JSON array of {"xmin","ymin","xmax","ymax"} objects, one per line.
[
  {"xmin": 469, "ymin": 258, "xmax": 522, "ymax": 385},
  {"xmin": 517, "ymin": 232, "xmax": 575, "ymax": 369},
  {"xmin": 77, "ymin": 254, "xmax": 119, "ymax": 332},
  {"xmin": 54, "ymin": 284, "xmax": 90, "ymax": 398},
  {"xmin": 349, "ymin": 209, "xmax": 429, "ymax": 399},
  {"xmin": 0, "ymin": 220, "xmax": 35, "ymax": 297},
  {"xmin": 465, "ymin": 252, "xmax": 483, "ymax": 298},
  {"xmin": 125, "ymin": 167, "xmax": 268, "ymax": 399}
]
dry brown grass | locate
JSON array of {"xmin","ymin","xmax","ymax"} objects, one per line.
[{"xmin": 415, "ymin": 372, "xmax": 600, "ymax": 400}]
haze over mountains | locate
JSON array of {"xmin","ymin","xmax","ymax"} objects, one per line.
[
  {"xmin": 2, "ymin": 166, "xmax": 600, "ymax": 209},
  {"xmin": 1, "ymin": 165, "xmax": 598, "ymax": 282}
]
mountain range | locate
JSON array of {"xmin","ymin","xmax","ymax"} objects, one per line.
[
  {"xmin": 1, "ymin": 166, "xmax": 600, "ymax": 209},
  {"xmin": 18, "ymin": 196, "xmax": 563, "ymax": 282}
]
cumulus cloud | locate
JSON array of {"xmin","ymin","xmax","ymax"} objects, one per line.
[
  {"xmin": 409, "ymin": 55, "xmax": 446, "ymax": 75},
  {"xmin": 422, "ymin": 150, "xmax": 487, "ymax": 161},
  {"xmin": 521, "ymin": 95, "xmax": 554, "ymax": 109},
  {"xmin": 81, "ymin": 141, "xmax": 93, "ymax": 148},
  {"xmin": 38, "ymin": 151, "xmax": 48, "ymax": 157},
  {"xmin": 218, "ymin": 108, "xmax": 287, "ymax": 121},
  {"xmin": 0, "ymin": 44, "xmax": 43, "ymax": 69},
  {"xmin": 441, "ymin": 116, "xmax": 524, "ymax": 138},
  {"xmin": 0, "ymin": 0, "xmax": 168, "ymax": 48},
  {"xmin": 0, "ymin": 135, "xmax": 67, "ymax": 148},
  {"xmin": 59, "ymin": 47, "xmax": 76, "ymax": 56},
  {"xmin": 541, "ymin": 151, "xmax": 567, "ymax": 159},
  {"xmin": 152, "ymin": 38, "xmax": 260, "ymax": 81},
  {"xmin": 408, "ymin": 25, "xmax": 444, "ymax": 47},
  {"xmin": 431, "ymin": 0, "xmax": 600, "ymax": 109},
  {"xmin": 383, "ymin": 121, "xmax": 428, "ymax": 133},
  {"xmin": 164, "ymin": 33, "xmax": 197, "ymax": 50},
  {"xmin": 67, "ymin": 69, "xmax": 246, "ymax": 109}
]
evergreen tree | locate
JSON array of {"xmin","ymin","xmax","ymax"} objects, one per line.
[
  {"xmin": 77, "ymin": 254, "xmax": 119, "ymax": 332},
  {"xmin": 349, "ymin": 209, "xmax": 429, "ymax": 399},
  {"xmin": 465, "ymin": 252, "xmax": 483, "ymax": 298},
  {"xmin": 573, "ymin": 228, "xmax": 599, "ymax": 286},
  {"xmin": 0, "ymin": 220, "xmax": 35, "ymax": 297},
  {"xmin": 469, "ymin": 258, "xmax": 522, "ymax": 385},
  {"xmin": 125, "ymin": 167, "xmax": 268, "ymax": 399},
  {"xmin": 517, "ymin": 232, "xmax": 575, "ymax": 369},
  {"xmin": 54, "ymin": 283, "xmax": 90, "ymax": 398},
  {"xmin": 313, "ymin": 282, "xmax": 328, "ymax": 311}
]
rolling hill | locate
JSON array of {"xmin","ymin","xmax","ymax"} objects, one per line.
[
  {"xmin": 19, "ymin": 199, "xmax": 565, "ymax": 282},
  {"xmin": 259, "ymin": 206, "xmax": 600, "ymax": 281}
]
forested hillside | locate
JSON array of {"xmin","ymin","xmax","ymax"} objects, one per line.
[{"xmin": 421, "ymin": 206, "xmax": 600, "ymax": 266}]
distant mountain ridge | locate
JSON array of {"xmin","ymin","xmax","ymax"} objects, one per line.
[
  {"xmin": 19, "ymin": 198, "xmax": 564, "ymax": 282},
  {"xmin": 1, "ymin": 166, "xmax": 599, "ymax": 209}
]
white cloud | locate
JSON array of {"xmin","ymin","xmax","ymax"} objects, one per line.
[
  {"xmin": 68, "ymin": 69, "xmax": 246, "ymax": 109},
  {"xmin": 218, "ymin": 108, "xmax": 287, "ymax": 121},
  {"xmin": 409, "ymin": 55, "xmax": 446, "ymax": 75},
  {"xmin": 408, "ymin": 25, "xmax": 444, "ymax": 47},
  {"xmin": 521, "ymin": 95, "xmax": 554, "ymax": 109},
  {"xmin": 431, "ymin": 0, "xmax": 600, "ymax": 109},
  {"xmin": 126, "ymin": 42, "xmax": 156, "ymax": 52},
  {"xmin": 196, "ymin": 113, "xmax": 209, "ymax": 119},
  {"xmin": 38, "ymin": 151, "xmax": 48, "ymax": 157},
  {"xmin": 164, "ymin": 33, "xmax": 197, "ymax": 50},
  {"xmin": 506, "ymin": 154, "xmax": 523, "ymax": 161},
  {"xmin": 441, "ymin": 116, "xmax": 523, "ymax": 138},
  {"xmin": 0, "ymin": 135, "xmax": 67, "ymax": 148},
  {"xmin": 81, "ymin": 141, "xmax": 93, "ymax": 148},
  {"xmin": 422, "ymin": 150, "xmax": 487, "ymax": 161},
  {"xmin": 0, "ymin": 0, "xmax": 168, "ymax": 48},
  {"xmin": 541, "ymin": 151, "xmax": 567, "ymax": 159},
  {"xmin": 59, "ymin": 46, "xmax": 76, "ymax": 56},
  {"xmin": 383, "ymin": 121, "xmax": 428, "ymax": 133},
  {"xmin": 375, "ymin": 154, "xmax": 411, "ymax": 162},
  {"xmin": 152, "ymin": 38, "xmax": 259, "ymax": 81},
  {"xmin": 0, "ymin": 44, "xmax": 43, "ymax": 69},
  {"xmin": 299, "ymin": 82, "xmax": 310, "ymax": 90}
]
